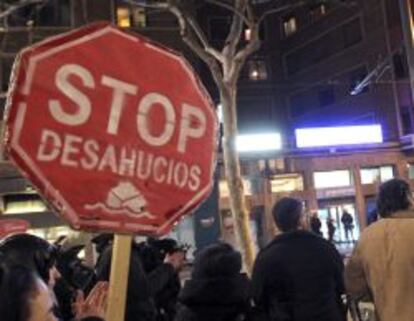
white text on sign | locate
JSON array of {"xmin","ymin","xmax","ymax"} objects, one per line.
[{"xmin": 34, "ymin": 63, "xmax": 208, "ymax": 191}]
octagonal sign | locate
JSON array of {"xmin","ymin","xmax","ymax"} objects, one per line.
[{"xmin": 4, "ymin": 23, "xmax": 218, "ymax": 236}]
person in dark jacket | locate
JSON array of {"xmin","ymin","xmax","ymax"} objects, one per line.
[
  {"xmin": 251, "ymin": 197, "xmax": 346, "ymax": 321},
  {"xmin": 175, "ymin": 243, "xmax": 251, "ymax": 321},
  {"xmin": 309, "ymin": 212, "xmax": 322, "ymax": 236},
  {"xmin": 0, "ymin": 233, "xmax": 107, "ymax": 321},
  {"xmin": 95, "ymin": 240, "xmax": 157, "ymax": 321}
]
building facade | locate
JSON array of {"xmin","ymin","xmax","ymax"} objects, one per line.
[{"xmin": 1, "ymin": 0, "xmax": 414, "ymax": 249}]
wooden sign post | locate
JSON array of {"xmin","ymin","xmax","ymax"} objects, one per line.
[{"xmin": 106, "ymin": 234, "xmax": 132, "ymax": 321}]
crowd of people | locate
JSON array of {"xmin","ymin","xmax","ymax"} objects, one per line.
[{"xmin": 1, "ymin": 177, "xmax": 413, "ymax": 321}]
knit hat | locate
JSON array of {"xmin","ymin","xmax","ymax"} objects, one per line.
[{"xmin": 192, "ymin": 243, "xmax": 242, "ymax": 278}]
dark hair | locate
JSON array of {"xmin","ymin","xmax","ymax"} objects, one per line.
[
  {"xmin": 377, "ymin": 178, "xmax": 412, "ymax": 218},
  {"xmin": 192, "ymin": 243, "xmax": 242, "ymax": 278},
  {"xmin": 0, "ymin": 263, "xmax": 39, "ymax": 321},
  {"xmin": 272, "ymin": 197, "xmax": 303, "ymax": 232},
  {"xmin": 0, "ymin": 234, "xmax": 57, "ymax": 284}
]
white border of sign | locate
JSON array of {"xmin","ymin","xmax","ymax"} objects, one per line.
[{"xmin": 8, "ymin": 24, "xmax": 217, "ymax": 235}]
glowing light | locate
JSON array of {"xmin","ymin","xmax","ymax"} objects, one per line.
[
  {"xmin": 295, "ymin": 125, "xmax": 383, "ymax": 148},
  {"xmin": 236, "ymin": 133, "xmax": 282, "ymax": 152}
]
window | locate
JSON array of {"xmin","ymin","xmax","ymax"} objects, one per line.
[
  {"xmin": 244, "ymin": 28, "xmax": 252, "ymax": 41},
  {"xmin": 1, "ymin": 57, "xmax": 13, "ymax": 92},
  {"xmin": 393, "ymin": 52, "xmax": 408, "ymax": 79},
  {"xmin": 285, "ymin": 18, "xmax": 362, "ymax": 75},
  {"xmin": 132, "ymin": 7, "xmax": 146, "ymax": 27},
  {"xmin": 209, "ymin": 17, "xmax": 231, "ymax": 41},
  {"xmin": 270, "ymin": 174, "xmax": 304, "ymax": 193},
  {"xmin": 314, "ymin": 170, "xmax": 352, "ymax": 189},
  {"xmin": 360, "ymin": 166, "xmax": 394, "ymax": 184},
  {"xmin": 4, "ymin": 194, "xmax": 47, "ymax": 214},
  {"xmin": 219, "ymin": 179, "xmax": 252, "ymax": 198},
  {"xmin": 400, "ymin": 106, "xmax": 413, "ymax": 135},
  {"xmin": 342, "ymin": 18, "xmax": 362, "ymax": 48},
  {"xmin": 310, "ymin": 4, "xmax": 327, "ymax": 22},
  {"xmin": 283, "ymin": 16, "xmax": 297, "ymax": 37},
  {"xmin": 247, "ymin": 60, "xmax": 268, "ymax": 81},
  {"xmin": 117, "ymin": 6, "xmax": 131, "ymax": 28},
  {"xmin": 289, "ymin": 92, "xmax": 308, "ymax": 118},
  {"xmin": 409, "ymin": 164, "xmax": 414, "ymax": 179},
  {"xmin": 318, "ymin": 86, "xmax": 335, "ymax": 107}
]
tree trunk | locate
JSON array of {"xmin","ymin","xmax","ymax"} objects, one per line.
[{"xmin": 220, "ymin": 84, "xmax": 256, "ymax": 274}]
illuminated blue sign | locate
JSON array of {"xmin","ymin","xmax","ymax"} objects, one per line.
[{"xmin": 295, "ymin": 125, "xmax": 383, "ymax": 148}]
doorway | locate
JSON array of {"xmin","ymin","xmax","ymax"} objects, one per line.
[{"xmin": 317, "ymin": 201, "xmax": 360, "ymax": 243}]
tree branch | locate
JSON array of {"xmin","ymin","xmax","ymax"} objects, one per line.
[
  {"xmin": 0, "ymin": 0, "xmax": 45, "ymax": 21},
  {"xmin": 223, "ymin": 0, "xmax": 247, "ymax": 58},
  {"xmin": 205, "ymin": 0, "xmax": 250, "ymax": 26},
  {"xmin": 167, "ymin": 4, "xmax": 223, "ymax": 86},
  {"xmin": 257, "ymin": 1, "xmax": 305, "ymax": 25},
  {"xmin": 228, "ymin": 23, "xmax": 261, "ymax": 83},
  {"xmin": 186, "ymin": 14, "xmax": 224, "ymax": 63}
]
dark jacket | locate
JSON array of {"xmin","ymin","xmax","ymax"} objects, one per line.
[
  {"xmin": 149, "ymin": 263, "xmax": 181, "ymax": 321},
  {"xmin": 251, "ymin": 230, "xmax": 345, "ymax": 321},
  {"xmin": 95, "ymin": 245, "xmax": 157, "ymax": 321},
  {"xmin": 175, "ymin": 273, "xmax": 251, "ymax": 321}
]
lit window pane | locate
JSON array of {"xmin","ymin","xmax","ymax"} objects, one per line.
[
  {"xmin": 283, "ymin": 17, "xmax": 297, "ymax": 37},
  {"xmin": 248, "ymin": 60, "xmax": 268, "ymax": 81},
  {"xmin": 379, "ymin": 166, "xmax": 394, "ymax": 182},
  {"xmin": 360, "ymin": 166, "xmax": 394, "ymax": 184},
  {"xmin": 117, "ymin": 7, "xmax": 131, "ymax": 28},
  {"xmin": 409, "ymin": 164, "xmax": 414, "ymax": 179},
  {"xmin": 314, "ymin": 170, "xmax": 352, "ymax": 189},
  {"xmin": 133, "ymin": 7, "xmax": 146, "ymax": 28},
  {"xmin": 270, "ymin": 174, "xmax": 304, "ymax": 192},
  {"xmin": 361, "ymin": 168, "xmax": 380, "ymax": 184}
]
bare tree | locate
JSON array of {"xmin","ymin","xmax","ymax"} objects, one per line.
[
  {"xmin": 0, "ymin": 0, "xmax": 46, "ymax": 24},
  {"xmin": 0, "ymin": 0, "xmax": 356, "ymax": 273},
  {"xmin": 119, "ymin": 0, "xmax": 314, "ymax": 273},
  {"xmin": 121, "ymin": 0, "xmax": 357, "ymax": 273}
]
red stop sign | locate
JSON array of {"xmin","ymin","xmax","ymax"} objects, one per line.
[
  {"xmin": 0, "ymin": 219, "xmax": 30, "ymax": 239},
  {"xmin": 4, "ymin": 23, "xmax": 218, "ymax": 236}
]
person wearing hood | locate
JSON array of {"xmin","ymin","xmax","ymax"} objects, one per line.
[
  {"xmin": 251, "ymin": 197, "xmax": 346, "ymax": 321},
  {"xmin": 175, "ymin": 242, "xmax": 251, "ymax": 321}
]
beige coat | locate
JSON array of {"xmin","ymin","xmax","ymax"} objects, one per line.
[{"xmin": 345, "ymin": 210, "xmax": 414, "ymax": 321}]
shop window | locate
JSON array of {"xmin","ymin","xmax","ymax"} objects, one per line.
[
  {"xmin": 219, "ymin": 179, "xmax": 252, "ymax": 198},
  {"xmin": 4, "ymin": 194, "xmax": 47, "ymax": 214},
  {"xmin": 310, "ymin": 3, "xmax": 327, "ymax": 22},
  {"xmin": 408, "ymin": 164, "xmax": 414, "ymax": 179},
  {"xmin": 270, "ymin": 173, "xmax": 304, "ymax": 193},
  {"xmin": 28, "ymin": 226, "xmax": 71, "ymax": 244},
  {"xmin": 283, "ymin": 16, "xmax": 297, "ymax": 37},
  {"xmin": 360, "ymin": 165, "xmax": 394, "ymax": 184},
  {"xmin": 247, "ymin": 60, "xmax": 268, "ymax": 81},
  {"xmin": 314, "ymin": 170, "xmax": 352, "ymax": 189}
]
